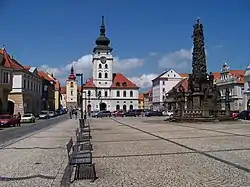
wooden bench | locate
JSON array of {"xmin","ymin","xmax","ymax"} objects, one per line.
[
  {"xmin": 66, "ymin": 138, "xmax": 96, "ymax": 181},
  {"xmin": 76, "ymin": 128, "xmax": 91, "ymax": 141}
]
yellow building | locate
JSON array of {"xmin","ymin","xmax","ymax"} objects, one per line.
[
  {"xmin": 138, "ymin": 93, "xmax": 144, "ymax": 109},
  {"xmin": 0, "ymin": 48, "xmax": 13, "ymax": 113},
  {"xmin": 54, "ymin": 79, "xmax": 61, "ymax": 110}
]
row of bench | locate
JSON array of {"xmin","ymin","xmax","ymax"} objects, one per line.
[{"xmin": 66, "ymin": 119, "xmax": 96, "ymax": 182}]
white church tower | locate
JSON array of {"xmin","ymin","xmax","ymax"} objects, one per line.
[
  {"xmin": 66, "ymin": 65, "xmax": 78, "ymax": 108},
  {"xmin": 92, "ymin": 16, "xmax": 113, "ymax": 88}
]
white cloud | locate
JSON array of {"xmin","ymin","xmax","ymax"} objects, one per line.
[
  {"xmin": 149, "ymin": 52, "xmax": 157, "ymax": 56},
  {"xmin": 39, "ymin": 54, "xmax": 144, "ymax": 83},
  {"xmin": 158, "ymin": 48, "xmax": 192, "ymax": 71},
  {"xmin": 129, "ymin": 73, "xmax": 158, "ymax": 89}
]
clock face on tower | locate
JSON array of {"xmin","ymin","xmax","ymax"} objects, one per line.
[{"xmin": 100, "ymin": 56, "xmax": 107, "ymax": 64}]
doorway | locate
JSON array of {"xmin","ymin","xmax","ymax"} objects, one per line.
[
  {"xmin": 99, "ymin": 102, "xmax": 107, "ymax": 111},
  {"xmin": 7, "ymin": 100, "xmax": 15, "ymax": 115},
  {"xmin": 123, "ymin": 105, "xmax": 127, "ymax": 111}
]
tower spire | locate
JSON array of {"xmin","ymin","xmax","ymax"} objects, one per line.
[
  {"xmin": 68, "ymin": 64, "xmax": 76, "ymax": 80},
  {"xmin": 93, "ymin": 16, "xmax": 112, "ymax": 53}
]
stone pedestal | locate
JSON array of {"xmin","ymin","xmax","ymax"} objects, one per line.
[{"xmin": 192, "ymin": 92, "xmax": 202, "ymax": 109}]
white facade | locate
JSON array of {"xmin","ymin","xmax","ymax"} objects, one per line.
[
  {"xmin": 80, "ymin": 16, "xmax": 139, "ymax": 112},
  {"xmin": 92, "ymin": 52, "xmax": 113, "ymax": 88},
  {"xmin": 152, "ymin": 69, "xmax": 183, "ymax": 111},
  {"xmin": 10, "ymin": 68, "xmax": 42, "ymax": 95},
  {"xmin": 243, "ymin": 64, "xmax": 250, "ymax": 110},
  {"xmin": 66, "ymin": 80, "xmax": 78, "ymax": 103},
  {"xmin": 215, "ymin": 63, "xmax": 244, "ymax": 111}
]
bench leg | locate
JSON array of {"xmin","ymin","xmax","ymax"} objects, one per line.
[
  {"xmin": 74, "ymin": 165, "xmax": 79, "ymax": 180},
  {"xmin": 91, "ymin": 163, "xmax": 97, "ymax": 182}
]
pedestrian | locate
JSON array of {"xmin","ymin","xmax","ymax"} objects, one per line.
[
  {"xmin": 69, "ymin": 109, "xmax": 72, "ymax": 119},
  {"xmin": 75, "ymin": 110, "xmax": 78, "ymax": 119},
  {"xmin": 17, "ymin": 112, "xmax": 21, "ymax": 127}
]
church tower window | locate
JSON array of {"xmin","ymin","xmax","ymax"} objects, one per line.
[
  {"xmin": 117, "ymin": 91, "xmax": 120, "ymax": 97},
  {"xmin": 105, "ymin": 73, "xmax": 108, "ymax": 78},
  {"xmin": 105, "ymin": 64, "xmax": 108, "ymax": 69},
  {"xmin": 98, "ymin": 73, "xmax": 102, "ymax": 78},
  {"xmin": 99, "ymin": 64, "xmax": 102, "ymax": 69}
]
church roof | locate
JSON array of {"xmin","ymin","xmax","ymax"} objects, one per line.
[
  {"xmin": 81, "ymin": 73, "xmax": 139, "ymax": 89},
  {"xmin": 111, "ymin": 73, "xmax": 139, "ymax": 89},
  {"xmin": 82, "ymin": 78, "xmax": 96, "ymax": 88}
]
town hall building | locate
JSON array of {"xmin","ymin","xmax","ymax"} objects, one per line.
[{"xmin": 61, "ymin": 16, "xmax": 139, "ymax": 112}]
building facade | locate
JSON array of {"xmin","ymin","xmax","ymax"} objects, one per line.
[
  {"xmin": 215, "ymin": 63, "xmax": 244, "ymax": 111},
  {"xmin": 8, "ymin": 65, "xmax": 42, "ymax": 115},
  {"xmin": 143, "ymin": 89, "xmax": 152, "ymax": 110},
  {"xmin": 243, "ymin": 64, "xmax": 250, "ymax": 110},
  {"xmin": 138, "ymin": 93, "xmax": 144, "ymax": 109},
  {"xmin": 65, "ymin": 66, "xmax": 78, "ymax": 108},
  {"xmin": 0, "ymin": 48, "xmax": 13, "ymax": 114},
  {"xmin": 38, "ymin": 71, "xmax": 55, "ymax": 111},
  {"xmin": 54, "ymin": 79, "xmax": 61, "ymax": 110},
  {"xmin": 152, "ymin": 69, "xmax": 187, "ymax": 111},
  {"xmin": 79, "ymin": 16, "xmax": 139, "ymax": 112}
]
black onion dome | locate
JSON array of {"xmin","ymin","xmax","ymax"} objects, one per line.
[{"xmin": 93, "ymin": 16, "xmax": 112, "ymax": 53}]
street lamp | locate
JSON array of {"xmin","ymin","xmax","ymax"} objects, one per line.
[{"xmin": 76, "ymin": 73, "xmax": 87, "ymax": 120}]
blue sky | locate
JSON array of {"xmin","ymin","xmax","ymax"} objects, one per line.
[{"xmin": 1, "ymin": 0, "xmax": 250, "ymax": 89}]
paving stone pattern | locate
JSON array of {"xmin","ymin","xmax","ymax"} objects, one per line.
[
  {"xmin": 72, "ymin": 117, "xmax": 250, "ymax": 187},
  {"xmin": 0, "ymin": 118, "xmax": 79, "ymax": 187}
]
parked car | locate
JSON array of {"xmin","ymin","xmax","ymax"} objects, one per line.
[
  {"xmin": 21, "ymin": 113, "xmax": 36, "ymax": 123},
  {"xmin": 94, "ymin": 111, "xmax": 111, "ymax": 118},
  {"xmin": 145, "ymin": 111, "xmax": 163, "ymax": 117},
  {"xmin": 112, "ymin": 110, "xmax": 124, "ymax": 117},
  {"xmin": 0, "ymin": 114, "xmax": 19, "ymax": 127},
  {"xmin": 91, "ymin": 110, "xmax": 99, "ymax": 117},
  {"xmin": 237, "ymin": 110, "xmax": 250, "ymax": 120},
  {"xmin": 123, "ymin": 110, "xmax": 137, "ymax": 117},
  {"xmin": 49, "ymin": 111, "xmax": 56, "ymax": 118},
  {"xmin": 39, "ymin": 111, "xmax": 49, "ymax": 119}
]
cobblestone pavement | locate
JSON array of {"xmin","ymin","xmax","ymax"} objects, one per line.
[
  {"xmin": 72, "ymin": 117, "xmax": 250, "ymax": 187},
  {"xmin": 0, "ymin": 118, "xmax": 78, "ymax": 187}
]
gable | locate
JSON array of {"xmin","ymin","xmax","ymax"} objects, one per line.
[{"xmin": 160, "ymin": 69, "xmax": 182, "ymax": 79}]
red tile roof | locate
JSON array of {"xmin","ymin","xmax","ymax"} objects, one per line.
[
  {"xmin": 82, "ymin": 73, "xmax": 138, "ymax": 89},
  {"xmin": 111, "ymin": 73, "xmax": 138, "ymax": 89},
  {"xmin": 60, "ymin": 86, "xmax": 66, "ymax": 94},
  {"xmin": 168, "ymin": 78, "xmax": 188, "ymax": 93},
  {"xmin": 82, "ymin": 78, "xmax": 96, "ymax": 88},
  {"xmin": 23, "ymin": 66, "xmax": 31, "ymax": 70},
  {"xmin": 0, "ymin": 48, "xmax": 24, "ymax": 70},
  {"xmin": 38, "ymin": 71, "xmax": 56, "ymax": 83}
]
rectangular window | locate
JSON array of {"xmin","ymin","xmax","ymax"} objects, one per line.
[
  {"xmin": 71, "ymin": 90, "xmax": 73, "ymax": 96},
  {"xmin": 105, "ymin": 91, "xmax": 108, "ymax": 97},
  {"xmin": 163, "ymin": 88, "xmax": 165, "ymax": 93},
  {"xmin": 162, "ymin": 81, "xmax": 165, "ymax": 85},
  {"xmin": 3, "ymin": 72, "xmax": 9, "ymax": 83},
  {"xmin": 24, "ymin": 80, "xmax": 26, "ymax": 88}
]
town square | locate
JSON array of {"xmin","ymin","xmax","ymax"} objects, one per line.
[{"xmin": 0, "ymin": 1, "xmax": 250, "ymax": 187}]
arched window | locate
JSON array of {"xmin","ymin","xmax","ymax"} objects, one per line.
[
  {"xmin": 123, "ymin": 91, "xmax": 126, "ymax": 97},
  {"xmin": 116, "ymin": 105, "xmax": 120, "ymax": 110},
  {"xmin": 116, "ymin": 91, "xmax": 120, "ymax": 97},
  {"xmin": 130, "ymin": 91, "xmax": 133, "ymax": 97},
  {"xmin": 105, "ymin": 73, "xmax": 108, "ymax": 78},
  {"xmin": 99, "ymin": 64, "xmax": 102, "ymax": 68},
  {"xmin": 129, "ymin": 105, "xmax": 133, "ymax": 110},
  {"xmin": 105, "ymin": 64, "xmax": 108, "ymax": 69},
  {"xmin": 98, "ymin": 72, "xmax": 102, "ymax": 78},
  {"xmin": 123, "ymin": 105, "xmax": 127, "ymax": 111},
  {"xmin": 87, "ymin": 90, "xmax": 91, "ymax": 96}
]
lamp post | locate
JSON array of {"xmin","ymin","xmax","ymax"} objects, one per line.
[{"xmin": 76, "ymin": 73, "xmax": 86, "ymax": 120}]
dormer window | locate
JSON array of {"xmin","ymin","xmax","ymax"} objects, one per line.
[
  {"xmin": 116, "ymin": 82, "xmax": 120, "ymax": 86},
  {"xmin": 99, "ymin": 64, "xmax": 102, "ymax": 69},
  {"xmin": 122, "ymin": 82, "xmax": 127, "ymax": 87}
]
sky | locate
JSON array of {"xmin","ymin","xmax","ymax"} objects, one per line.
[{"xmin": 1, "ymin": 0, "xmax": 250, "ymax": 91}]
